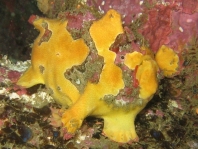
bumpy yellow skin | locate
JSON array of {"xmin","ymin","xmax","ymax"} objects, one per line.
[
  {"xmin": 17, "ymin": 17, "xmax": 89, "ymax": 106},
  {"xmin": 155, "ymin": 45, "xmax": 179, "ymax": 77},
  {"xmin": 17, "ymin": 10, "xmax": 159, "ymax": 143}
]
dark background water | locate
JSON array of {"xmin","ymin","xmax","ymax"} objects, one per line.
[{"xmin": 0, "ymin": 0, "xmax": 42, "ymax": 62}]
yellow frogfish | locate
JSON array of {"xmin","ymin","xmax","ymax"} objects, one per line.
[{"xmin": 17, "ymin": 9, "xmax": 161, "ymax": 143}]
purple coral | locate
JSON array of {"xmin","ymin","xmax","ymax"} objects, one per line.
[
  {"xmin": 86, "ymin": 0, "xmax": 143, "ymax": 25},
  {"xmin": 167, "ymin": 11, "xmax": 198, "ymax": 53},
  {"xmin": 58, "ymin": 11, "xmax": 96, "ymax": 30},
  {"xmin": 139, "ymin": 1, "xmax": 198, "ymax": 54},
  {"xmin": 140, "ymin": 4, "xmax": 174, "ymax": 53}
]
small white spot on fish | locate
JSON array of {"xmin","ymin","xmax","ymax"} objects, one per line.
[
  {"xmin": 187, "ymin": 19, "xmax": 192, "ymax": 23},
  {"xmin": 76, "ymin": 79, "xmax": 81, "ymax": 85},
  {"xmin": 179, "ymin": 26, "xmax": 183, "ymax": 32},
  {"xmin": 98, "ymin": 6, "xmax": 101, "ymax": 11}
]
